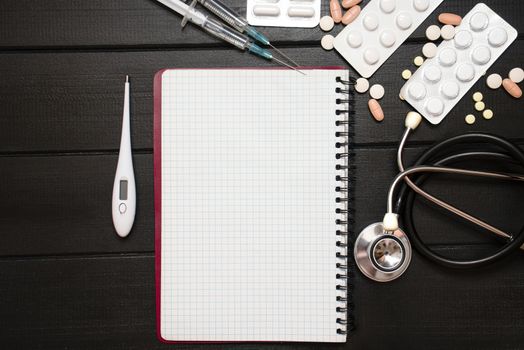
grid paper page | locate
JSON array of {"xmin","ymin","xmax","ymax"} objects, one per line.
[{"xmin": 160, "ymin": 69, "xmax": 347, "ymax": 342}]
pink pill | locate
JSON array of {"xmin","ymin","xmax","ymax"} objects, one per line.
[
  {"xmin": 438, "ymin": 13, "xmax": 462, "ymax": 26},
  {"xmin": 341, "ymin": 0, "xmax": 362, "ymax": 9},
  {"xmin": 330, "ymin": 0, "xmax": 343, "ymax": 23},
  {"xmin": 342, "ymin": 5, "xmax": 361, "ymax": 25}
]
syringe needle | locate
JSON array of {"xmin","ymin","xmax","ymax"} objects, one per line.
[
  {"xmin": 269, "ymin": 43, "xmax": 301, "ymax": 67},
  {"xmin": 272, "ymin": 56, "xmax": 306, "ymax": 75}
]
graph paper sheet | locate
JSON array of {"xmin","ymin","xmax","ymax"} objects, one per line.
[{"xmin": 155, "ymin": 68, "xmax": 348, "ymax": 343}]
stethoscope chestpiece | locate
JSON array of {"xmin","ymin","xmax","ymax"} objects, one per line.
[{"xmin": 354, "ymin": 222, "xmax": 412, "ymax": 282}]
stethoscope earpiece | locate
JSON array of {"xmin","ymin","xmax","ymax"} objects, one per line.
[{"xmin": 354, "ymin": 222, "xmax": 412, "ymax": 282}]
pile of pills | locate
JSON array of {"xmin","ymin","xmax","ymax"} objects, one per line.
[
  {"xmin": 354, "ymin": 77, "xmax": 386, "ymax": 122},
  {"xmin": 486, "ymin": 67, "xmax": 523, "ymax": 98},
  {"xmin": 321, "ymin": 0, "xmax": 362, "ymax": 50},
  {"xmin": 465, "ymin": 91, "xmax": 493, "ymax": 125}
]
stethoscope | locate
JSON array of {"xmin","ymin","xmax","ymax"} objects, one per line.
[{"xmin": 354, "ymin": 111, "xmax": 524, "ymax": 282}]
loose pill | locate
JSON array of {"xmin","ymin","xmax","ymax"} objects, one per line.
[
  {"xmin": 341, "ymin": 0, "xmax": 361, "ymax": 9},
  {"xmin": 422, "ymin": 42, "xmax": 437, "ymax": 58},
  {"xmin": 342, "ymin": 5, "xmax": 361, "ymax": 25},
  {"xmin": 253, "ymin": 5, "xmax": 280, "ymax": 16},
  {"xmin": 402, "ymin": 69, "xmax": 412, "ymax": 80},
  {"xmin": 472, "ymin": 92, "xmax": 483, "ymax": 102},
  {"xmin": 465, "ymin": 114, "xmax": 476, "ymax": 125},
  {"xmin": 321, "ymin": 35, "xmax": 335, "ymax": 50},
  {"xmin": 330, "ymin": 0, "xmax": 343, "ymax": 23},
  {"xmin": 399, "ymin": 93, "xmax": 405, "ymax": 101},
  {"xmin": 440, "ymin": 24, "xmax": 456, "ymax": 40},
  {"xmin": 369, "ymin": 84, "xmax": 385, "ymax": 99},
  {"xmin": 414, "ymin": 56, "xmax": 424, "ymax": 66},
  {"xmin": 483, "ymin": 109, "xmax": 494, "ymax": 120},
  {"xmin": 426, "ymin": 25, "xmax": 441, "ymax": 41},
  {"xmin": 438, "ymin": 13, "xmax": 462, "ymax": 26},
  {"xmin": 368, "ymin": 99, "xmax": 384, "ymax": 122},
  {"xmin": 355, "ymin": 77, "xmax": 369, "ymax": 93},
  {"xmin": 320, "ymin": 16, "xmax": 335, "ymax": 31},
  {"xmin": 475, "ymin": 101, "xmax": 485, "ymax": 111},
  {"xmin": 486, "ymin": 73, "xmax": 503, "ymax": 89},
  {"xmin": 509, "ymin": 67, "xmax": 524, "ymax": 84},
  {"xmin": 502, "ymin": 78, "xmax": 523, "ymax": 98},
  {"xmin": 288, "ymin": 7, "xmax": 315, "ymax": 17}
]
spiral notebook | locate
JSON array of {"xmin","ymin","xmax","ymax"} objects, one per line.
[{"xmin": 154, "ymin": 67, "xmax": 354, "ymax": 343}]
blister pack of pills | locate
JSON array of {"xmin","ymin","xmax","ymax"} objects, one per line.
[
  {"xmin": 334, "ymin": 0, "xmax": 443, "ymax": 78},
  {"xmin": 401, "ymin": 3, "xmax": 518, "ymax": 125},
  {"xmin": 246, "ymin": 0, "xmax": 320, "ymax": 28}
]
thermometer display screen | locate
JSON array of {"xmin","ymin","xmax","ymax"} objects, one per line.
[{"xmin": 120, "ymin": 180, "xmax": 128, "ymax": 200}]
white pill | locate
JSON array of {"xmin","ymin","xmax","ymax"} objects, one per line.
[
  {"xmin": 288, "ymin": 7, "xmax": 315, "ymax": 17},
  {"xmin": 456, "ymin": 63, "xmax": 475, "ymax": 82},
  {"xmin": 509, "ymin": 67, "xmax": 524, "ymax": 84},
  {"xmin": 408, "ymin": 82, "xmax": 427, "ymax": 100},
  {"xmin": 363, "ymin": 48, "xmax": 380, "ymax": 65},
  {"xmin": 253, "ymin": 5, "xmax": 280, "ymax": 16},
  {"xmin": 472, "ymin": 46, "xmax": 491, "ymax": 65},
  {"xmin": 440, "ymin": 24, "xmax": 455, "ymax": 40},
  {"xmin": 422, "ymin": 42, "xmax": 437, "ymax": 58},
  {"xmin": 469, "ymin": 12, "xmax": 489, "ymax": 32},
  {"xmin": 454, "ymin": 30, "xmax": 473, "ymax": 49},
  {"xmin": 346, "ymin": 31, "xmax": 363, "ymax": 48},
  {"xmin": 441, "ymin": 81, "xmax": 460, "ymax": 99},
  {"xmin": 363, "ymin": 13, "xmax": 379, "ymax": 31},
  {"xmin": 355, "ymin": 78, "xmax": 370, "ymax": 93},
  {"xmin": 465, "ymin": 114, "xmax": 476, "ymax": 124},
  {"xmin": 426, "ymin": 25, "xmax": 441, "ymax": 41},
  {"xmin": 396, "ymin": 13, "xmax": 413, "ymax": 30},
  {"xmin": 488, "ymin": 27, "xmax": 508, "ymax": 47},
  {"xmin": 369, "ymin": 84, "xmax": 385, "ymax": 99},
  {"xmin": 426, "ymin": 97, "xmax": 444, "ymax": 116},
  {"xmin": 438, "ymin": 48, "xmax": 457, "ymax": 67},
  {"xmin": 413, "ymin": 0, "xmax": 429, "ymax": 12},
  {"xmin": 486, "ymin": 73, "xmax": 503, "ymax": 89},
  {"xmin": 424, "ymin": 65, "xmax": 441, "ymax": 83},
  {"xmin": 380, "ymin": 0, "xmax": 396, "ymax": 13},
  {"xmin": 319, "ymin": 16, "xmax": 335, "ymax": 31},
  {"xmin": 380, "ymin": 30, "xmax": 396, "ymax": 48},
  {"xmin": 321, "ymin": 35, "xmax": 335, "ymax": 50}
]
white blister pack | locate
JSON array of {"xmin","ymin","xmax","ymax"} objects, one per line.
[
  {"xmin": 401, "ymin": 3, "xmax": 518, "ymax": 125},
  {"xmin": 246, "ymin": 0, "xmax": 320, "ymax": 28},
  {"xmin": 334, "ymin": 0, "xmax": 443, "ymax": 78}
]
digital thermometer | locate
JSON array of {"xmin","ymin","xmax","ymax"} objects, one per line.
[{"xmin": 112, "ymin": 76, "xmax": 136, "ymax": 237}]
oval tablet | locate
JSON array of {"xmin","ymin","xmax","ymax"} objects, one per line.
[
  {"xmin": 425, "ymin": 25, "xmax": 441, "ymax": 41},
  {"xmin": 346, "ymin": 31, "xmax": 363, "ymax": 48},
  {"xmin": 488, "ymin": 27, "xmax": 508, "ymax": 47},
  {"xmin": 502, "ymin": 78, "xmax": 523, "ymax": 98},
  {"xmin": 470, "ymin": 12, "xmax": 489, "ymax": 32},
  {"xmin": 396, "ymin": 12, "xmax": 413, "ymax": 30},
  {"xmin": 369, "ymin": 84, "xmax": 385, "ymax": 99},
  {"xmin": 321, "ymin": 35, "xmax": 335, "ymax": 50},
  {"xmin": 363, "ymin": 47, "xmax": 380, "ymax": 65},
  {"xmin": 355, "ymin": 78, "xmax": 370, "ymax": 93},
  {"xmin": 413, "ymin": 0, "xmax": 429, "ymax": 12},
  {"xmin": 341, "ymin": 0, "xmax": 361, "ymax": 9},
  {"xmin": 253, "ymin": 5, "xmax": 280, "ymax": 16},
  {"xmin": 330, "ymin": 0, "xmax": 343, "ymax": 23},
  {"xmin": 441, "ymin": 81, "xmax": 460, "ymax": 99},
  {"xmin": 368, "ymin": 99, "xmax": 384, "ymax": 122},
  {"xmin": 422, "ymin": 42, "xmax": 437, "ymax": 58},
  {"xmin": 320, "ymin": 16, "xmax": 335, "ymax": 31},
  {"xmin": 509, "ymin": 67, "xmax": 524, "ymax": 84},
  {"xmin": 486, "ymin": 73, "xmax": 503, "ymax": 89},
  {"xmin": 342, "ymin": 5, "xmax": 361, "ymax": 25},
  {"xmin": 438, "ymin": 13, "xmax": 462, "ymax": 26},
  {"xmin": 288, "ymin": 7, "xmax": 315, "ymax": 17},
  {"xmin": 363, "ymin": 12, "xmax": 379, "ymax": 30}
]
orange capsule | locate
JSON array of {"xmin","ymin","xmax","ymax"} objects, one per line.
[
  {"xmin": 330, "ymin": 0, "xmax": 343, "ymax": 23},
  {"xmin": 368, "ymin": 99, "xmax": 384, "ymax": 122},
  {"xmin": 502, "ymin": 78, "xmax": 523, "ymax": 98},
  {"xmin": 341, "ymin": 0, "xmax": 362, "ymax": 9},
  {"xmin": 438, "ymin": 13, "xmax": 462, "ymax": 26},
  {"xmin": 342, "ymin": 5, "xmax": 361, "ymax": 25}
]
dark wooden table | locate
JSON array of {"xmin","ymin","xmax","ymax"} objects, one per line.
[{"xmin": 1, "ymin": 0, "xmax": 523, "ymax": 349}]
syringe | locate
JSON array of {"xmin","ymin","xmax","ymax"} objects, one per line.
[{"xmin": 155, "ymin": 0, "xmax": 302, "ymax": 73}]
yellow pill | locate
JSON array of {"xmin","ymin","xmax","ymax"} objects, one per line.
[
  {"xmin": 402, "ymin": 69, "xmax": 412, "ymax": 80},
  {"xmin": 414, "ymin": 56, "xmax": 424, "ymax": 66},
  {"xmin": 465, "ymin": 114, "xmax": 476, "ymax": 125},
  {"xmin": 472, "ymin": 92, "xmax": 483, "ymax": 102},
  {"xmin": 399, "ymin": 93, "xmax": 405, "ymax": 101},
  {"xmin": 475, "ymin": 101, "xmax": 485, "ymax": 111},
  {"xmin": 483, "ymin": 109, "xmax": 493, "ymax": 120}
]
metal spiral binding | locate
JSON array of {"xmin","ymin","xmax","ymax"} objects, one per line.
[{"xmin": 335, "ymin": 76, "xmax": 355, "ymax": 336}]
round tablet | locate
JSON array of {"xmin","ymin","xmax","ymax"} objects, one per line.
[
  {"xmin": 355, "ymin": 78, "xmax": 370, "ymax": 93},
  {"xmin": 475, "ymin": 101, "xmax": 485, "ymax": 111},
  {"xmin": 402, "ymin": 69, "xmax": 412, "ymax": 80},
  {"xmin": 422, "ymin": 42, "xmax": 437, "ymax": 58},
  {"xmin": 440, "ymin": 24, "xmax": 455, "ymax": 40},
  {"xmin": 454, "ymin": 30, "xmax": 473, "ymax": 49},
  {"xmin": 321, "ymin": 35, "xmax": 335, "ymax": 50},
  {"xmin": 472, "ymin": 45, "xmax": 491, "ymax": 65},
  {"xmin": 320, "ymin": 16, "xmax": 335, "ymax": 31},
  {"xmin": 438, "ymin": 48, "xmax": 457, "ymax": 67},
  {"xmin": 488, "ymin": 27, "xmax": 508, "ymax": 47},
  {"xmin": 424, "ymin": 65, "xmax": 441, "ymax": 83},
  {"xmin": 380, "ymin": 30, "xmax": 396, "ymax": 47},
  {"xmin": 483, "ymin": 109, "xmax": 494, "ymax": 120},
  {"xmin": 472, "ymin": 92, "xmax": 483, "ymax": 102},
  {"xmin": 486, "ymin": 73, "xmax": 503, "ymax": 89},
  {"xmin": 364, "ymin": 48, "xmax": 380, "ymax": 65},
  {"xmin": 509, "ymin": 67, "xmax": 524, "ymax": 84},
  {"xmin": 346, "ymin": 31, "xmax": 363, "ymax": 48},
  {"xmin": 396, "ymin": 12, "xmax": 412, "ymax": 30},
  {"xmin": 414, "ymin": 56, "xmax": 424, "ymax": 67},
  {"xmin": 470, "ymin": 12, "xmax": 489, "ymax": 32},
  {"xmin": 425, "ymin": 97, "xmax": 444, "ymax": 116},
  {"xmin": 441, "ymin": 81, "xmax": 460, "ymax": 99},
  {"xmin": 456, "ymin": 63, "xmax": 475, "ymax": 82},
  {"xmin": 426, "ymin": 25, "xmax": 441, "ymax": 41},
  {"xmin": 380, "ymin": 0, "xmax": 396, "ymax": 13},
  {"xmin": 369, "ymin": 84, "xmax": 385, "ymax": 99},
  {"xmin": 413, "ymin": 0, "xmax": 429, "ymax": 12},
  {"xmin": 408, "ymin": 82, "xmax": 427, "ymax": 100},
  {"xmin": 465, "ymin": 114, "xmax": 476, "ymax": 125},
  {"xmin": 363, "ymin": 13, "xmax": 379, "ymax": 31}
]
